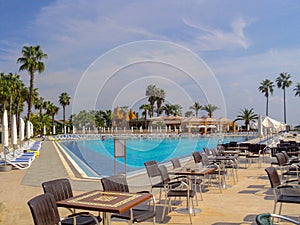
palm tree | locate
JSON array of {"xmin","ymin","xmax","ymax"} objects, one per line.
[
  {"xmin": 202, "ymin": 104, "xmax": 219, "ymax": 118},
  {"xmin": 46, "ymin": 103, "xmax": 59, "ymax": 132},
  {"xmin": 59, "ymin": 92, "xmax": 71, "ymax": 125},
  {"xmin": 189, "ymin": 102, "xmax": 202, "ymax": 117},
  {"xmin": 276, "ymin": 72, "xmax": 293, "ymax": 124},
  {"xmin": 162, "ymin": 104, "xmax": 174, "ymax": 116},
  {"xmin": 17, "ymin": 45, "xmax": 47, "ymax": 120},
  {"xmin": 34, "ymin": 97, "xmax": 44, "ymax": 118},
  {"xmin": 156, "ymin": 88, "xmax": 166, "ymax": 116},
  {"xmin": 258, "ymin": 79, "xmax": 274, "ymax": 116},
  {"xmin": 146, "ymin": 84, "xmax": 157, "ymax": 117},
  {"xmin": 235, "ymin": 108, "xmax": 258, "ymax": 131},
  {"xmin": 173, "ymin": 104, "xmax": 182, "ymax": 116},
  {"xmin": 139, "ymin": 104, "xmax": 152, "ymax": 121},
  {"xmin": 294, "ymin": 83, "xmax": 300, "ymax": 97}
]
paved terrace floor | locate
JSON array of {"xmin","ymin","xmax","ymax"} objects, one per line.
[{"xmin": 1, "ymin": 139, "xmax": 300, "ymax": 225}]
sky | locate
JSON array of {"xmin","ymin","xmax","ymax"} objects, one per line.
[{"xmin": 1, "ymin": 0, "xmax": 300, "ymax": 126}]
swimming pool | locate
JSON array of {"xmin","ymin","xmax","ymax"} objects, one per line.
[{"xmin": 59, "ymin": 135, "xmax": 255, "ymax": 178}]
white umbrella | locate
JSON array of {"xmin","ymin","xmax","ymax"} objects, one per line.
[
  {"xmin": 19, "ymin": 118, "xmax": 25, "ymax": 143},
  {"xmin": 43, "ymin": 125, "xmax": 46, "ymax": 135},
  {"xmin": 30, "ymin": 122, "xmax": 34, "ymax": 137},
  {"xmin": 53, "ymin": 125, "xmax": 56, "ymax": 135},
  {"xmin": 11, "ymin": 115, "xmax": 18, "ymax": 146},
  {"xmin": 2, "ymin": 110, "xmax": 8, "ymax": 147},
  {"xmin": 258, "ymin": 115, "xmax": 263, "ymax": 137},
  {"xmin": 26, "ymin": 120, "xmax": 31, "ymax": 139}
]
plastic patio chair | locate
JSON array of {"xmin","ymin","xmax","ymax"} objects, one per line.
[
  {"xmin": 265, "ymin": 167, "xmax": 300, "ymax": 216},
  {"xmin": 170, "ymin": 158, "xmax": 203, "ymax": 202},
  {"xmin": 144, "ymin": 160, "xmax": 181, "ymax": 203},
  {"xmin": 159, "ymin": 165, "xmax": 195, "ymax": 224},
  {"xmin": 28, "ymin": 193, "xmax": 100, "ymax": 225},
  {"xmin": 42, "ymin": 178, "xmax": 102, "ymax": 225}
]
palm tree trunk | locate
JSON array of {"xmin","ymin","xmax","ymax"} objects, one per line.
[
  {"xmin": 28, "ymin": 72, "xmax": 34, "ymax": 121},
  {"xmin": 266, "ymin": 96, "xmax": 269, "ymax": 116},
  {"xmin": 283, "ymin": 88, "xmax": 286, "ymax": 124},
  {"xmin": 63, "ymin": 106, "xmax": 66, "ymax": 125}
]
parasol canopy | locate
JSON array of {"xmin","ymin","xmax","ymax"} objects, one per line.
[
  {"xmin": 11, "ymin": 115, "xmax": 18, "ymax": 146},
  {"xmin": 2, "ymin": 110, "xmax": 8, "ymax": 147},
  {"xmin": 26, "ymin": 120, "xmax": 31, "ymax": 139}
]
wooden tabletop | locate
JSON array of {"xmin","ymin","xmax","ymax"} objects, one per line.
[
  {"xmin": 57, "ymin": 190, "xmax": 152, "ymax": 214},
  {"xmin": 214, "ymin": 155, "xmax": 238, "ymax": 161},
  {"xmin": 169, "ymin": 167, "xmax": 216, "ymax": 176}
]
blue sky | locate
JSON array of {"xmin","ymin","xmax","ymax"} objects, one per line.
[{"xmin": 1, "ymin": 0, "xmax": 300, "ymax": 126}]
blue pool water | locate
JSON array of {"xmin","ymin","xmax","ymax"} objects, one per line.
[{"xmin": 59, "ymin": 135, "xmax": 254, "ymax": 178}]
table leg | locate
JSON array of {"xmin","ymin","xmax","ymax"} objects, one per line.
[{"xmin": 103, "ymin": 212, "xmax": 111, "ymax": 225}]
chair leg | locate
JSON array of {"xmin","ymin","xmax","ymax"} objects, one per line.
[
  {"xmin": 198, "ymin": 182, "xmax": 203, "ymax": 201},
  {"xmin": 278, "ymin": 202, "xmax": 283, "ymax": 215},
  {"xmin": 161, "ymin": 197, "xmax": 169, "ymax": 222}
]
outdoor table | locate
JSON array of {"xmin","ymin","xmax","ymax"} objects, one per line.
[
  {"xmin": 168, "ymin": 167, "xmax": 216, "ymax": 214},
  {"xmin": 220, "ymin": 150, "xmax": 240, "ymax": 155},
  {"xmin": 57, "ymin": 190, "xmax": 153, "ymax": 225}
]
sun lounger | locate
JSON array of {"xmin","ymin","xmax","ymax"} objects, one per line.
[
  {"xmin": 0, "ymin": 157, "xmax": 32, "ymax": 170},
  {"xmin": 4, "ymin": 147, "xmax": 35, "ymax": 161}
]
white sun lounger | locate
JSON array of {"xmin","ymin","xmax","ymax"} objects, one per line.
[{"xmin": 0, "ymin": 158, "xmax": 32, "ymax": 170}]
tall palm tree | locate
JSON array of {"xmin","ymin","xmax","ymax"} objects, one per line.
[
  {"xmin": 14, "ymin": 81, "xmax": 28, "ymax": 124},
  {"xmin": 162, "ymin": 104, "xmax": 175, "ymax": 116},
  {"xmin": 173, "ymin": 104, "xmax": 182, "ymax": 116},
  {"xmin": 294, "ymin": 83, "xmax": 300, "ymax": 97},
  {"xmin": 202, "ymin": 104, "xmax": 219, "ymax": 118},
  {"xmin": 146, "ymin": 84, "xmax": 157, "ymax": 117},
  {"xmin": 139, "ymin": 104, "xmax": 152, "ymax": 121},
  {"xmin": 189, "ymin": 102, "xmax": 202, "ymax": 117},
  {"xmin": 276, "ymin": 72, "xmax": 292, "ymax": 124},
  {"xmin": 46, "ymin": 103, "xmax": 59, "ymax": 132},
  {"xmin": 34, "ymin": 97, "xmax": 44, "ymax": 118},
  {"xmin": 59, "ymin": 92, "xmax": 71, "ymax": 125},
  {"xmin": 156, "ymin": 88, "xmax": 166, "ymax": 116},
  {"xmin": 17, "ymin": 45, "xmax": 47, "ymax": 121},
  {"xmin": 258, "ymin": 79, "xmax": 274, "ymax": 116},
  {"xmin": 235, "ymin": 108, "xmax": 258, "ymax": 131}
]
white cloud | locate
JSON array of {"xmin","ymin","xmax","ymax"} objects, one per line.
[{"xmin": 182, "ymin": 17, "xmax": 251, "ymax": 51}]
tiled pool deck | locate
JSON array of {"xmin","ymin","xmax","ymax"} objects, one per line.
[{"xmin": 1, "ymin": 139, "xmax": 300, "ymax": 224}]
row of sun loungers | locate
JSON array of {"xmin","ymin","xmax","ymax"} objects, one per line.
[{"xmin": 0, "ymin": 140, "xmax": 42, "ymax": 170}]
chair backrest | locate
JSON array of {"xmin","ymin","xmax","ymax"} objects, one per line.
[
  {"xmin": 27, "ymin": 193, "xmax": 61, "ymax": 225},
  {"xmin": 171, "ymin": 158, "xmax": 181, "ymax": 169},
  {"xmin": 101, "ymin": 174, "xmax": 129, "ymax": 192},
  {"xmin": 265, "ymin": 167, "xmax": 281, "ymax": 188},
  {"xmin": 42, "ymin": 178, "xmax": 73, "ymax": 201},
  {"xmin": 200, "ymin": 153, "xmax": 210, "ymax": 167},
  {"xmin": 192, "ymin": 152, "xmax": 202, "ymax": 164},
  {"xmin": 158, "ymin": 165, "xmax": 171, "ymax": 185},
  {"xmin": 275, "ymin": 153, "xmax": 287, "ymax": 166},
  {"xmin": 144, "ymin": 160, "xmax": 161, "ymax": 178},
  {"xmin": 203, "ymin": 148, "xmax": 210, "ymax": 156},
  {"xmin": 281, "ymin": 151, "xmax": 290, "ymax": 162}
]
